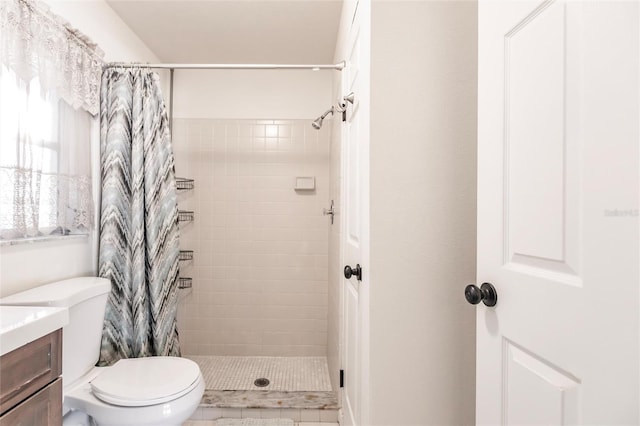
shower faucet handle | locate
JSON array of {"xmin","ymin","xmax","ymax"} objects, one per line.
[
  {"xmin": 336, "ymin": 92, "xmax": 356, "ymax": 113},
  {"xmin": 343, "ymin": 92, "xmax": 355, "ymax": 104},
  {"xmin": 323, "ymin": 200, "xmax": 335, "ymax": 225}
]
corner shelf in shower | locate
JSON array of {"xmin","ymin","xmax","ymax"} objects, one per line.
[
  {"xmin": 177, "ymin": 176, "xmax": 194, "ymax": 290},
  {"xmin": 179, "ymin": 250, "xmax": 194, "ymax": 262},
  {"xmin": 176, "ymin": 177, "xmax": 194, "ymax": 191},
  {"xmin": 178, "ymin": 210, "xmax": 194, "ymax": 223},
  {"xmin": 178, "ymin": 277, "xmax": 192, "ymax": 289}
]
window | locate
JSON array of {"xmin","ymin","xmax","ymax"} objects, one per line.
[
  {"xmin": 0, "ymin": 65, "xmax": 93, "ymax": 240},
  {"xmin": 0, "ymin": 0, "xmax": 104, "ymax": 242}
]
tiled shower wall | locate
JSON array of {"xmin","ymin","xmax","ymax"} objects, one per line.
[{"xmin": 172, "ymin": 119, "xmax": 331, "ymax": 356}]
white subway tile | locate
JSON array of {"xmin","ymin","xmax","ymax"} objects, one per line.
[
  {"xmin": 240, "ymin": 408, "xmax": 261, "ymax": 419},
  {"xmin": 222, "ymin": 408, "xmax": 241, "ymax": 419},
  {"xmin": 259, "ymin": 408, "xmax": 281, "ymax": 419},
  {"xmin": 299, "ymin": 423, "xmax": 338, "ymax": 426},
  {"xmin": 253, "ymin": 125, "xmax": 266, "ymax": 137},
  {"xmin": 238, "ymin": 125, "xmax": 252, "ymax": 138},
  {"xmin": 280, "ymin": 409, "xmax": 301, "ymax": 422},
  {"xmin": 300, "ymin": 409, "xmax": 321, "ymax": 422},
  {"xmin": 319, "ymin": 410, "xmax": 339, "ymax": 422},
  {"xmin": 200, "ymin": 407, "xmax": 223, "ymax": 420},
  {"xmin": 265, "ymin": 138, "xmax": 278, "ymax": 151}
]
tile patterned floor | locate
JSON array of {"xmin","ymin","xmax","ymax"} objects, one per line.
[
  {"xmin": 213, "ymin": 419, "xmax": 293, "ymax": 426},
  {"xmin": 189, "ymin": 406, "xmax": 339, "ymax": 423},
  {"xmin": 187, "ymin": 356, "xmax": 332, "ymax": 392},
  {"xmin": 184, "ymin": 422, "xmax": 337, "ymax": 426}
]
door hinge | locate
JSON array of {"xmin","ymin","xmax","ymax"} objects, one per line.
[{"xmin": 340, "ymin": 369, "xmax": 344, "ymax": 388}]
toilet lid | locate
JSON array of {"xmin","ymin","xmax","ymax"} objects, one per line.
[{"xmin": 90, "ymin": 357, "xmax": 201, "ymax": 407}]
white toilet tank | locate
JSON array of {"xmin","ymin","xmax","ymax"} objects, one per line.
[{"xmin": 0, "ymin": 277, "xmax": 111, "ymax": 390}]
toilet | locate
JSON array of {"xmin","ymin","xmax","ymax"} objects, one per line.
[{"xmin": 0, "ymin": 277, "xmax": 204, "ymax": 426}]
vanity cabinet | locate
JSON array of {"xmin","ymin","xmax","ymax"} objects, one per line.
[{"xmin": 0, "ymin": 330, "xmax": 63, "ymax": 426}]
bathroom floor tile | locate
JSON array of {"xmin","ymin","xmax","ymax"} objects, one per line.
[{"xmin": 297, "ymin": 423, "xmax": 339, "ymax": 426}]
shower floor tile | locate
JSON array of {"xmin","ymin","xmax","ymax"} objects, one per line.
[{"xmin": 187, "ymin": 356, "xmax": 332, "ymax": 392}]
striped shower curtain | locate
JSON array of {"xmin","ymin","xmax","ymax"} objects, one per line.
[{"xmin": 98, "ymin": 68, "xmax": 181, "ymax": 365}]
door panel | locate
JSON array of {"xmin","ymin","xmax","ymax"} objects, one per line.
[
  {"xmin": 506, "ymin": 0, "xmax": 566, "ymax": 263},
  {"xmin": 344, "ymin": 280, "xmax": 359, "ymax": 426},
  {"xmin": 477, "ymin": 0, "xmax": 639, "ymax": 423},
  {"xmin": 342, "ymin": 19, "xmax": 362, "ymax": 426},
  {"xmin": 504, "ymin": 0, "xmax": 582, "ymax": 282},
  {"xmin": 341, "ymin": 1, "xmax": 370, "ymax": 425},
  {"xmin": 504, "ymin": 340, "xmax": 580, "ymax": 426}
]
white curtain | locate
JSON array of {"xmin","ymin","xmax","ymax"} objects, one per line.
[
  {"xmin": 0, "ymin": 66, "xmax": 93, "ymax": 239},
  {"xmin": 0, "ymin": 0, "xmax": 104, "ymax": 240},
  {"xmin": 0, "ymin": 0, "xmax": 104, "ymax": 115}
]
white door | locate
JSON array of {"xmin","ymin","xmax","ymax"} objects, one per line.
[
  {"xmin": 477, "ymin": 0, "xmax": 639, "ymax": 424},
  {"xmin": 341, "ymin": 1, "xmax": 370, "ymax": 425}
]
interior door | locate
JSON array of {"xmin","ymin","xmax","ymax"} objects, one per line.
[
  {"xmin": 341, "ymin": 1, "xmax": 370, "ymax": 425},
  {"xmin": 476, "ymin": 0, "xmax": 639, "ymax": 423}
]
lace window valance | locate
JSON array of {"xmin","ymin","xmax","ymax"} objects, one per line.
[
  {"xmin": 0, "ymin": 0, "xmax": 99, "ymax": 240},
  {"xmin": 0, "ymin": 0, "xmax": 105, "ymax": 115}
]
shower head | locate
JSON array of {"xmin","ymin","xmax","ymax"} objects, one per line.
[{"xmin": 311, "ymin": 107, "xmax": 335, "ymax": 130}]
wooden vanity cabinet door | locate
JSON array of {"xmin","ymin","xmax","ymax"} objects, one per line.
[
  {"xmin": 0, "ymin": 378, "xmax": 62, "ymax": 426},
  {"xmin": 0, "ymin": 329, "xmax": 63, "ymax": 425},
  {"xmin": 0, "ymin": 330, "xmax": 62, "ymax": 415}
]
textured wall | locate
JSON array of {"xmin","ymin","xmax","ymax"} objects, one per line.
[
  {"xmin": 172, "ymin": 70, "xmax": 332, "ymax": 120},
  {"xmin": 369, "ymin": 1, "xmax": 478, "ymax": 425}
]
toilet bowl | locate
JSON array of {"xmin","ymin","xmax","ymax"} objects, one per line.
[
  {"xmin": 64, "ymin": 357, "xmax": 205, "ymax": 426},
  {"xmin": 0, "ymin": 277, "xmax": 204, "ymax": 426}
]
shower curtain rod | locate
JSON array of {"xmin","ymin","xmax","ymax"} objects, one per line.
[{"xmin": 103, "ymin": 62, "xmax": 345, "ymax": 71}]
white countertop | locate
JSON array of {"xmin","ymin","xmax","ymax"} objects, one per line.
[{"xmin": 0, "ymin": 306, "xmax": 69, "ymax": 356}]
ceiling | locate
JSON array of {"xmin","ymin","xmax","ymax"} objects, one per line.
[{"xmin": 106, "ymin": 1, "xmax": 343, "ymax": 64}]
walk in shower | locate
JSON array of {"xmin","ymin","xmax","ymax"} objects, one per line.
[{"xmin": 171, "ymin": 111, "xmax": 339, "ymax": 420}]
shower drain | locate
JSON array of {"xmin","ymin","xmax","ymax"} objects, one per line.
[{"xmin": 254, "ymin": 378, "xmax": 270, "ymax": 387}]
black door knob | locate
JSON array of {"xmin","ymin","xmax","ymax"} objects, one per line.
[
  {"xmin": 344, "ymin": 264, "xmax": 362, "ymax": 281},
  {"xmin": 464, "ymin": 282, "xmax": 497, "ymax": 307}
]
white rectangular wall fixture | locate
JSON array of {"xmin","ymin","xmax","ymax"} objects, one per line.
[{"xmin": 294, "ymin": 177, "xmax": 316, "ymax": 191}]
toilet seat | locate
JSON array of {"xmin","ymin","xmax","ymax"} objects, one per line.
[
  {"xmin": 64, "ymin": 364, "xmax": 205, "ymax": 426},
  {"xmin": 90, "ymin": 357, "xmax": 201, "ymax": 407}
]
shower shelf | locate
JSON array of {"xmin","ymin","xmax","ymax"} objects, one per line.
[
  {"xmin": 178, "ymin": 277, "xmax": 192, "ymax": 289},
  {"xmin": 179, "ymin": 250, "xmax": 194, "ymax": 261},
  {"xmin": 176, "ymin": 177, "xmax": 194, "ymax": 191},
  {"xmin": 178, "ymin": 210, "xmax": 194, "ymax": 223}
]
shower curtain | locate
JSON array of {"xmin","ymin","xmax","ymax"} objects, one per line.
[{"xmin": 98, "ymin": 68, "xmax": 180, "ymax": 365}]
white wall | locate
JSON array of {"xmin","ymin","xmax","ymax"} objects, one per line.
[
  {"xmin": 328, "ymin": 1, "xmax": 477, "ymax": 421},
  {"xmin": 172, "ymin": 70, "xmax": 333, "ymax": 120},
  {"xmin": 367, "ymin": 1, "xmax": 477, "ymax": 425},
  {"xmin": 0, "ymin": 0, "xmax": 159, "ymax": 297},
  {"xmin": 45, "ymin": 0, "xmax": 159, "ymax": 63}
]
